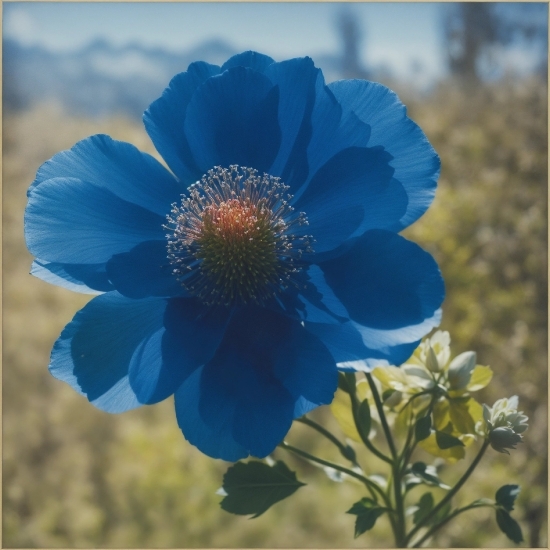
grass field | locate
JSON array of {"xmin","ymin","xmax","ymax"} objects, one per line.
[{"xmin": 3, "ymin": 76, "xmax": 547, "ymax": 547}]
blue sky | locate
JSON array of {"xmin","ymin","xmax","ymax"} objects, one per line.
[{"xmin": 3, "ymin": 2, "xmax": 445, "ymax": 82}]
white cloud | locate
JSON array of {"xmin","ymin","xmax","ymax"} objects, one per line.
[{"xmin": 4, "ymin": 7, "xmax": 38, "ymax": 45}]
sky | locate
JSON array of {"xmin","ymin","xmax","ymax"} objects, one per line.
[{"xmin": 3, "ymin": 2, "xmax": 446, "ymax": 82}]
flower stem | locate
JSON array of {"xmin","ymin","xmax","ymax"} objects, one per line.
[
  {"xmin": 345, "ymin": 376, "xmax": 392, "ymax": 464},
  {"xmin": 365, "ymin": 373, "xmax": 406, "ymax": 546},
  {"xmin": 296, "ymin": 416, "xmax": 360, "ymax": 467},
  {"xmin": 404, "ymin": 439, "xmax": 491, "ymax": 545},
  {"xmin": 410, "ymin": 502, "xmax": 494, "ymax": 547},
  {"xmin": 277, "ymin": 441, "xmax": 387, "ymax": 505}
]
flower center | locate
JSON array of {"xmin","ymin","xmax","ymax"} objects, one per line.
[{"xmin": 166, "ymin": 165, "xmax": 312, "ymax": 306}]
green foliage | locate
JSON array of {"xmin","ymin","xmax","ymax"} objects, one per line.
[
  {"xmin": 435, "ymin": 430, "xmax": 465, "ymax": 450},
  {"xmin": 409, "ymin": 462, "xmax": 450, "ymax": 490},
  {"xmin": 346, "ymin": 498, "xmax": 387, "ymax": 538},
  {"xmin": 220, "ymin": 461, "xmax": 305, "ymax": 518},
  {"xmin": 495, "ymin": 484, "xmax": 521, "ymax": 512},
  {"xmin": 356, "ymin": 399, "xmax": 372, "ymax": 441},
  {"xmin": 496, "ymin": 509, "xmax": 524, "ymax": 543},
  {"xmin": 412, "ymin": 493, "xmax": 434, "ymax": 525},
  {"xmin": 414, "ymin": 415, "xmax": 432, "ymax": 442}
]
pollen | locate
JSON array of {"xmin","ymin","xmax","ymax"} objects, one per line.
[{"xmin": 166, "ymin": 165, "xmax": 313, "ymax": 306}]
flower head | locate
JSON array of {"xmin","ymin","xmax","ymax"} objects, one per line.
[
  {"xmin": 482, "ymin": 396, "xmax": 529, "ymax": 454},
  {"xmin": 24, "ymin": 52, "xmax": 444, "ymax": 461}
]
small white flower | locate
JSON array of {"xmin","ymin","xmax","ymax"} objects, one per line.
[
  {"xmin": 447, "ymin": 351, "xmax": 477, "ymax": 390},
  {"xmin": 482, "ymin": 396, "xmax": 529, "ymax": 453},
  {"xmin": 413, "ymin": 330, "xmax": 451, "ymax": 372}
]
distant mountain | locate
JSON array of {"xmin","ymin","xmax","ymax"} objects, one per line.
[
  {"xmin": 3, "ymin": 38, "xmax": 379, "ymax": 119},
  {"xmin": 3, "ymin": 38, "xmax": 239, "ymax": 119}
]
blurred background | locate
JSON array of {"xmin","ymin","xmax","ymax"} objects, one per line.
[{"xmin": 3, "ymin": 2, "xmax": 547, "ymax": 547}]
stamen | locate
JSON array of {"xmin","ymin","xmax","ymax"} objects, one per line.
[{"xmin": 165, "ymin": 165, "xmax": 313, "ymax": 306}]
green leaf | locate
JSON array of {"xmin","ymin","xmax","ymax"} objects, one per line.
[
  {"xmin": 413, "ymin": 492, "xmax": 434, "ymax": 525},
  {"xmin": 495, "ymin": 485, "xmax": 521, "ymax": 512},
  {"xmin": 410, "ymin": 462, "xmax": 451, "ymax": 490},
  {"xmin": 220, "ymin": 460, "xmax": 305, "ymax": 518},
  {"xmin": 357, "ymin": 399, "xmax": 372, "ymax": 440},
  {"xmin": 342, "ymin": 444, "xmax": 357, "ymax": 464},
  {"xmin": 415, "ymin": 415, "xmax": 432, "ymax": 442},
  {"xmin": 429, "ymin": 500, "xmax": 452, "ymax": 525},
  {"xmin": 496, "ymin": 509, "xmax": 523, "ymax": 543},
  {"xmin": 346, "ymin": 498, "xmax": 387, "ymax": 538},
  {"xmin": 338, "ymin": 372, "xmax": 357, "ymax": 393},
  {"xmin": 449, "ymin": 398, "xmax": 476, "ymax": 434},
  {"xmin": 382, "ymin": 388, "xmax": 396, "ymax": 402},
  {"xmin": 435, "ymin": 430, "xmax": 465, "ymax": 449}
]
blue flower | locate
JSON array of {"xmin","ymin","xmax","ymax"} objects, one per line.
[{"xmin": 24, "ymin": 51, "xmax": 444, "ymax": 461}]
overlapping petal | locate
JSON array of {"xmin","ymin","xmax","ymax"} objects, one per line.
[
  {"xmin": 49, "ymin": 292, "xmax": 166, "ymax": 413},
  {"xmin": 29, "ymin": 134, "xmax": 183, "ymax": 215},
  {"xmin": 175, "ymin": 306, "xmax": 337, "ymax": 459},
  {"xmin": 144, "ymin": 61, "xmax": 221, "ymax": 184},
  {"xmin": 329, "ymin": 80, "xmax": 440, "ymax": 230},
  {"xmin": 185, "ymin": 66, "xmax": 282, "ymax": 174},
  {"xmin": 299, "ymin": 230, "xmax": 444, "ymax": 368},
  {"xmin": 25, "ymin": 177, "xmax": 166, "ymax": 265}
]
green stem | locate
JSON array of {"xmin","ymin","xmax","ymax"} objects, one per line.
[
  {"xmin": 366, "ymin": 373, "xmax": 398, "ymax": 459},
  {"xmin": 411, "ymin": 502, "xmax": 494, "ymax": 547},
  {"xmin": 364, "ymin": 373, "xmax": 406, "ymax": 546},
  {"xmin": 277, "ymin": 442, "xmax": 388, "ymax": 505},
  {"xmin": 405, "ymin": 439, "xmax": 490, "ymax": 545},
  {"xmin": 346, "ymin": 378, "xmax": 392, "ymax": 464},
  {"xmin": 296, "ymin": 416, "xmax": 360, "ymax": 467},
  {"xmin": 399, "ymin": 393, "xmax": 438, "ymax": 475}
]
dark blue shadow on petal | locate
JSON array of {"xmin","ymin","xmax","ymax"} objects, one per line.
[
  {"xmin": 264, "ymin": 57, "xmax": 321, "ymax": 192},
  {"xmin": 31, "ymin": 259, "xmax": 114, "ymax": 293},
  {"xmin": 127, "ymin": 298, "xmax": 228, "ymax": 405},
  {"xmin": 106, "ymin": 240, "xmax": 186, "ymax": 299},
  {"xmin": 175, "ymin": 367, "xmax": 249, "ymax": 462},
  {"xmin": 193, "ymin": 306, "xmax": 337, "ymax": 458},
  {"xmin": 221, "ymin": 51, "xmax": 275, "ymax": 72},
  {"xmin": 318, "ymin": 230, "xmax": 445, "ymax": 330},
  {"xmin": 144, "ymin": 61, "xmax": 221, "ymax": 184},
  {"xmin": 295, "ymin": 146, "xmax": 398, "ymax": 253},
  {"xmin": 185, "ymin": 67, "xmax": 282, "ymax": 174}
]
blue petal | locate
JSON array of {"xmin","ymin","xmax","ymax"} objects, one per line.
[
  {"xmin": 49, "ymin": 293, "xmax": 168, "ymax": 413},
  {"xmin": 106, "ymin": 240, "xmax": 185, "ymax": 299},
  {"xmin": 293, "ymin": 79, "xmax": 371, "ymax": 203},
  {"xmin": 304, "ymin": 314, "xmax": 442, "ymax": 370},
  {"xmin": 328, "ymin": 80, "xmax": 440, "ymax": 230},
  {"xmin": 31, "ymin": 259, "xmax": 114, "ymax": 294},
  {"xmin": 144, "ymin": 61, "xmax": 221, "ymax": 184},
  {"xmin": 263, "ymin": 57, "xmax": 321, "ymax": 189},
  {"xmin": 318, "ymin": 230, "xmax": 445, "ymax": 330},
  {"xmin": 29, "ymin": 135, "xmax": 183, "ymax": 217},
  {"xmin": 175, "ymin": 366, "xmax": 248, "ymax": 461},
  {"xmin": 25, "ymin": 177, "xmax": 165, "ymax": 264},
  {"xmin": 128, "ymin": 298, "xmax": 229, "ymax": 405},
  {"xmin": 176, "ymin": 306, "xmax": 337, "ymax": 459},
  {"xmin": 295, "ymin": 146, "xmax": 407, "ymax": 253},
  {"xmin": 221, "ymin": 51, "xmax": 275, "ymax": 72},
  {"xmin": 184, "ymin": 66, "xmax": 282, "ymax": 174},
  {"xmin": 297, "ymin": 230, "xmax": 444, "ymax": 369}
]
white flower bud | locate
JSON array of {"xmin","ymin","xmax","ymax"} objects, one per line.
[
  {"xmin": 489, "ymin": 427, "xmax": 523, "ymax": 454},
  {"xmin": 482, "ymin": 396, "xmax": 529, "ymax": 453}
]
